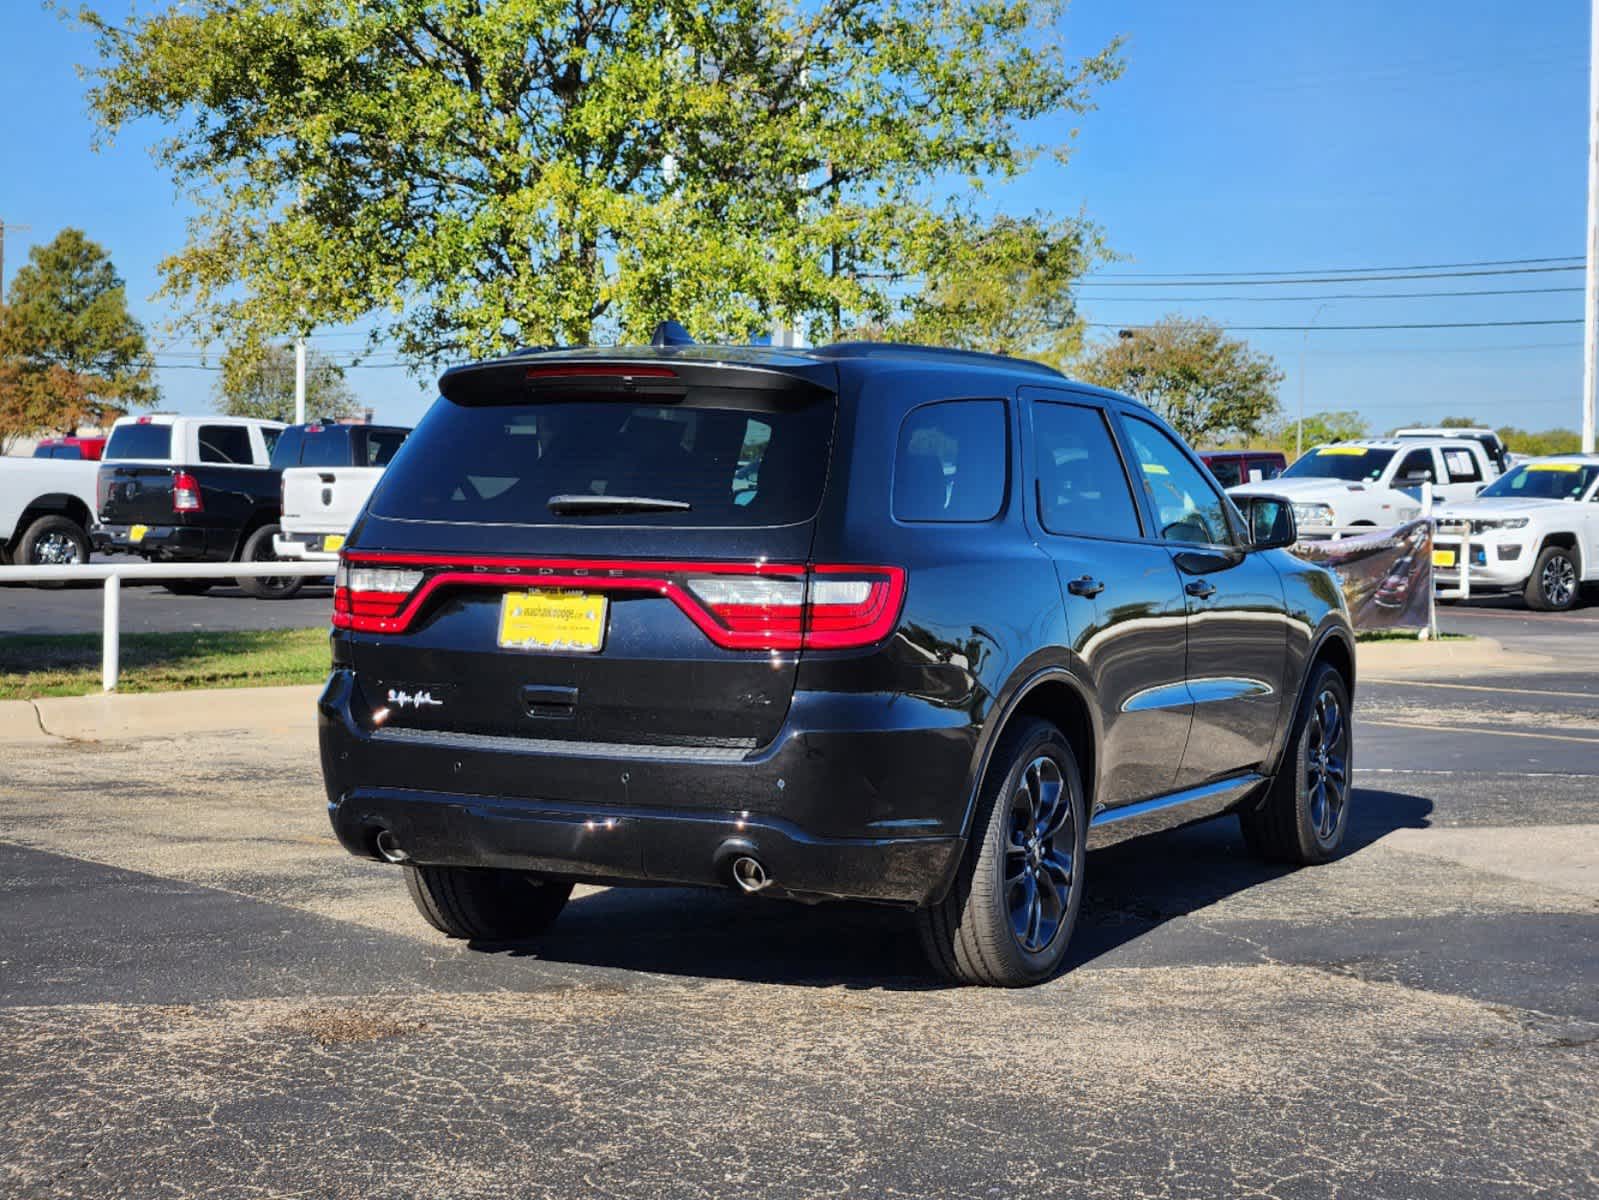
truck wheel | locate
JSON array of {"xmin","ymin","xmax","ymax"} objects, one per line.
[
  {"xmin": 237, "ymin": 524, "xmax": 305, "ymax": 599},
  {"xmin": 1240, "ymin": 662, "xmax": 1352, "ymax": 865},
  {"xmin": 403, "ymin": 864, "xmax": 572, "ymax": 941},
  {"xmin": 1523, "ymin": 545, "xmax": 1579, "ymax": 612},
  {"xmin": 17, "ymin": 515, "xmax": 89, "ymax": 568},
  {"xmin": 162, "ymin": 580, "xmax": 214, "ymax": 596},
  {"xmin": 916, "ymin": 716, "xmax": 1085, "ymax": 987}
]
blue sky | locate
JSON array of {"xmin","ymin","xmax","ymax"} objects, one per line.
[{"xmin": 0, "ymin": 0, "xmax": 1588, "ymax": 436}]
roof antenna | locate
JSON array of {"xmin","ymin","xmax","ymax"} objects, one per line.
[{"xmin": 650, "ymin": 320, "xmax": 695, "ymax": 347}]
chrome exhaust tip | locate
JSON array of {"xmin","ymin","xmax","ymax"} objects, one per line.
[
  {"xmin": 373, "ymin": 828, "xmax": 410, "ymax": 864},
  {"xmin": 731, "ymin": 855, "xmax": 770, "ymax": 894}
]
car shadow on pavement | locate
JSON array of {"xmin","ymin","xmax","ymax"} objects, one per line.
[{"xmin": 467, "ymin": 787, "xmax": 1434, "ymax": 990}]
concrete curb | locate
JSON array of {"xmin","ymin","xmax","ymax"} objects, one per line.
[
  {"xmin": 1357, "ymin": 635, "xmax": 1546, "ymax": 680},
  {"xmin": 0, "ymin": 684, "xmax": 320, "ymax": 743}
]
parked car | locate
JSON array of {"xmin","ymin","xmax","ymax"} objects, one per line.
[
  {"xmin": 318, "ymin": 337, "xmax": 1356, "ymax": 987},
  {"xmin": 31, "ymin": 436, "xmax": 107, "ymax": 462},
  {"xmin": 1394, "ymin": 426, "xmax": 1510, "ymax": 476},
  {"xmin": 1200, "ymin": 449, "xmax": 1287, "ymax": 489},
  {"xmin": 273, "ymin": 422, "xmax": 411, "ymax": 560},
  {"xmin": 0, "ymin": 455, "xmax": 99, "ymax": 567},
  {"xmin": 1432, "ymin": 454, "xmax": 1599, "ymax": 611},
  {"xmin": 1231, "ymin": 437, "xmax": 1495, "ymax": 535},
  {"xmin": 92, "ymin": 414, "xmax": 298, "ymax": 597}
]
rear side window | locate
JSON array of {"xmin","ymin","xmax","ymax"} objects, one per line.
[
  {"xmin": 1443, "ymin": 447, "xmax": 1481, "ymax": 483},
  {"xmin": 893, "ymin": 399, "xmax": 1007, "ymax": 523},
  {"xmin": 1032, "ymin": 402, "xmax": 1142, "ymax": 539},
  {"xmin": 369, "ymin": 389, "xmax": 834, "ymax": 527},
  {"xmin": 299, "ymin": 428, "xmax": 350, "ymax": 468},
  {"xmin": 360, "ymin": 428, "xmax": 408, "ymax": 467},
  {"xmin": 198, "ymin": 424, "xmax": 253, "ymax": 464},
  {"xmin": 104, "ymin": 423, "xmax": 173, "ymax": 461}
]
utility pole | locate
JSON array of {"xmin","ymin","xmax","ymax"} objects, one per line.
[
  {"xmin": 294, "ymin": 335, "xmax": 307, "ymax": 425},
  {"xmin": 1585, "ymin": 0, "xmax": 1599, "ymax": 452},
  {"xmin": 0, "ymin": 219, "xmax": 33, "ymax": 306}
]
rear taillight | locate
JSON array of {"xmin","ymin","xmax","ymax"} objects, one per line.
[
  {"xmin": 172, "ymin": 472, "xmax": 202, "ymax": 513},
  {"xmin": 330, "ymin": 554, "xmax": 905, "ymax": 649},
  {"xmin": 95, "ymin": 471, "xmax": 110, "ymax": 516}
]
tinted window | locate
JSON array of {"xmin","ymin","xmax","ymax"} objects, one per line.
[
  {"xmin": 198, "ymin": 424, "xmax": 253, "ymax": 464},
  {"xmin": 1481, "ymin": 462, "xmax": 1599, "ymax": 501},
  {"xmin": 1207, "ymin": 457, "xmax": 1243, "ymax": 488},
  {"xmin": 369, "ymin": 389, "xmax": 834, "ymax": 528},
  {"xmin": 1124, "ymin": 416, "xmax": 1234, "ymax": 546},
  {"xmin": 1395, "ymin": 448, "xmax": 1436, "ymax": 484},
  {"xmin": 1442, "ymin": 447, "xmax": 1481, "ymax": 483},
  {"xmin": 360, "ymin": 428, "xmax": 409, "ymax": 467},
  {"xmin": 299, "ymin": 428, "xmax": 351, "ymax": 468},
  {"xmin": 104, "ymin": 423, "xmax": 174, "ymax": 461},
  {"xmin": 1033, "ymin": 402, "xmax": 1141, "ymax": 539},
  {"xmin": 1282, "ymin": 446, "xmax": 1394, "ymax": 482},
  {"xmin": 260, "ymin": 427, "xmax": 282, "ymax": 461},
  {"xmin": 270, "ymin": 427, "xmax": 305, "ymax": 470},
  {"xmin": 893, "ymin": 400, "xmax": 1007, "ymax": 522},
  {"xmin": 1249, "ymin": 457, "xmax": 1283, "ymax": 481}
]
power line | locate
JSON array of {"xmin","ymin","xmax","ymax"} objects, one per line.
[
  {"xmin": 1093, "ymin": 318, "xmax": 1584, "ymax": 332},
  {"xmin": 1086, "ymin": 255, "xmax": 1582, "ymax": 279},
  {"xmin": 1081, "ymin": 265, "xmax": 1583, "ymax": 288},
  {"xmin": 1077, "ymin": 285, "xmax": 1584, "ymax": 303}
]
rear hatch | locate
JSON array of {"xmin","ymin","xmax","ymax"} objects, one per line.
[
  {"xmin": 97, "ymin": 420, "xmax": 178, "ymax": 525},
  {"xmin": 340, "ymin": 356, "xmax": 866, "ymax": 752}
]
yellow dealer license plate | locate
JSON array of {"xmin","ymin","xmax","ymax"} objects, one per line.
[
  {"xmin": 129, "ymin": 524, "xmax": 148, "ymax": 544},
  {"xmin": 1432, "ymin": 549, "xmax": 1456, "ymax": 568},
  {"xmin": 322, "ymin": 534, "xmax": 346, "ymax": 553},
  {"xmin": 497, "ymin": 590, "xmax": 607, "ymax": 653}
]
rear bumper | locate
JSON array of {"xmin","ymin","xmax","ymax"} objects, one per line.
[
  {"xmin": 318, "ymin": 669, "xmax": 969, "ymax": 905},
  {"xmin": 92, "ymin": 523, "xmax": 232, "ymax": 562},
  {"xmin": 272, "ymin": 531, "xmax": 340, "ymax": 561}
]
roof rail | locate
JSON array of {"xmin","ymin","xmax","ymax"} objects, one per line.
[{"xmin": 811, "ymin": 341, "xmax": 1064, "ymax": 377}]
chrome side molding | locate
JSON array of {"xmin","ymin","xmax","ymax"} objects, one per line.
[{"xmin": 1087, "ymin": 773, "xmax": 1266, "ymax": 850}]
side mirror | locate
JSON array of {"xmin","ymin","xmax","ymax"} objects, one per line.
[
  {"xmin": 1237, "ymin": 494, "xmax": 1296, "ymax": 550},
  {"xmin": 1397, "ymin": 470, "xmax": 1432, "ymax": 486}
]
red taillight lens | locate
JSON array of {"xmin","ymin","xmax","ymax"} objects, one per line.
[
  {"xmin": 172, "ymin": 472, "xmax": 202, "ymax": 513},
  {"xmin": 329, "ymin": 555, "xmax": 906, "ymax": 650}
]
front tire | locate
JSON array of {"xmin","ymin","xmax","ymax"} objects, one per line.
[
  {"xmin": 917, "ymin": 717, "xmax": 1086, "ymax": 987},
  {"xmin": 237, "ymin": 524, "xmax": 305, "ymax": 599},
  {"xmin": 403, "ymin": 864, "xmax": 573, "ymax": 941},
  {"xmin": 1240, "ymin": 662, "xmax": 1352, "ymax": 865},
  {"xmin": 1523, "ymin": 545, "xmax": 1579, "ymax": 612}
]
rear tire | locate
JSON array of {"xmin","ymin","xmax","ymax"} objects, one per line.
[
  {"xmin": 1240, "ymin": 662, "xmax": 1352, "ymax": 865},
  {"xmin": 916, "ymin": 717, "xmax": 1086, "ymax": 987},
  {"xmin": 162, "ymin": 580, "xmax": 214, "ymax": 596},
  {"xmin": 237, "ymin": 524, "xmax": 305, "ymax": 599},
  {"xmin": 403, "ymin": 864, "xmax": 572, "ymax": 941},
  {"xmin": 1523, "ymin": 545, "xmax": 1579, "ymax": 612},
  {"xmin": 17, "ymin": 514, "xmax": 89, "ymax": 568}
]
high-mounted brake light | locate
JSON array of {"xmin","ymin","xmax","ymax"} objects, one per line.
[
  {"xmin": 330, "ymin": 553, "xmax": 905, "ymax": 649},
  {"xmin": 524, "ymin": 364, "xmax": 677, "ymax": 380},
  {"xmin": 172, "ymin": 471, "xmax": 203, "ymax": 513}
]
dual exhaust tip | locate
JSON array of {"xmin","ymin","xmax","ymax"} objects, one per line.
[{"xmin": 731, "ymin": 855, "xmax": 770, "ymax": 894}]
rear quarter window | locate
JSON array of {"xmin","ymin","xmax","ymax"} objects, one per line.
[
  {"xmin": 104, "ymin": 423, "xmax": 174, "ymax": 461},
  {"xmin": 368, "ymin": 388, "xmax": 834, "ymax": 527},
  {"xmin": 893, "ymin": 399, "xmax": 1008, "ymax": 522}
]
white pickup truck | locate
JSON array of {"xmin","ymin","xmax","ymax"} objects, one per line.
[
  {"xmin": 1433, "ymin": 454, "xmax": 1599, "ymax": 611},
  {"xmin": 272, "ymin": 422, "xmax": 410, "ymax": 560},
  {"xmin": 0, "ymin": 455, "xmax": 100, "ymax": 567},
  {"xmin": 1230, "ymin": 437, "xmax": 1496, "ymax": 536}
]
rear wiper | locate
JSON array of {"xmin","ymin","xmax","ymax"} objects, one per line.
[{"xmin": 546, "ymin": 494, "xmax": 692, "ymax": 515}]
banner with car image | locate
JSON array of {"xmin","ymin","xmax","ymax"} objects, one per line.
[{"xmin": 1291, "ymin": 519, "xmax": 1434, "ymax": 632}]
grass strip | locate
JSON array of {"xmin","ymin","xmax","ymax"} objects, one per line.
[{"xmin": 0, "ymin": 628, "xmax": 330, "ymax": 700}]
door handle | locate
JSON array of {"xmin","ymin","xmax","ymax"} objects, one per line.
[
  {"xmin": 1185, "ymin": 579, "xmax": 1217, "ymax": 600},
  {"xmin": 1067, "ymin": 575, "xmax": 1105, "ymax": 598}
]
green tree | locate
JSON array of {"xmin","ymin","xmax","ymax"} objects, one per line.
[
  {"xmin": 1075, "ymin": 317, "xmax": 1283, "ymax": 445},
  {"xmin": 1255, "ymin": 409, "xmax": 1370, "ymax": 456},
  {"xmin": 215, "ymin": 340, "xmax": 359, "ymax": 423},
  {"xmin": 1496, "ymin": 426, "xmax": 1581, "ymax": 456},
  {"xmin": 80, "ymin": 1, "xmax": 1121, "ymax": 365},
  {"xmin": 1437, "ymin": 415, "xmax": 1482, "ymax": 428},
  {"xmin": 0, "ymin": 228, "xmax": 156, "ymax": 451}
]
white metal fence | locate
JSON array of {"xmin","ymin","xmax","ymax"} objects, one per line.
[{"xmin": 1, "ymin": 561, "xmax": 332, "ymax": 691}]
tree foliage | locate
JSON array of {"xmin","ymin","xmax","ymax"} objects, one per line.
[
  {"xmin": 215, "ymin": 340, "xmax": 360, "ymax": 423},
  {"xmin": 1075, "ymin": 317, "xmax": 1283, "ymax": 445},
  {"xmin": 0, "ymin": 228, "xmax": 156, "ymax": 452},
  {"xmin": 80, "ymin": 0, "xmax": 1121, "ymax": 366},
  {"xmin": 1495, "ymin": 426, "xmax": 1582, "ymax": 456}
]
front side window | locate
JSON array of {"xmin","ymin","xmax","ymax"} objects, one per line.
[
  {"xmin": 1123, "ymin": 416, "xmax": 1234, "ymax": 546},
  {"xmin": 893, "ymin": 399, "xmax": 1008, "ymax": 523},
  {"xmin": 1032, "ymin": 401, "xmax": 1142, "ymax": 539},
  {"xmin": 198, "ymin": 425, "xmax": 253, "ymax": 464},
  {"xmin": 1249, "ymin": 457, "xmax": 1283, "ymax": 481},
  {"xmin": 1394, "ymin": 448, "xmax": 1436, "ymax": 485},
  {"xmin": 1207, "ymin": 457, "xmax": 1243, "ymax": 488}
]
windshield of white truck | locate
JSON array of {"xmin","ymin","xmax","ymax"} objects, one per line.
[{"xmin": 1280, "ymin": 446, "xmax": 1394, "ymax": 483}]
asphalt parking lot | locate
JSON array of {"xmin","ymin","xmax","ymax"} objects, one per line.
[{"xmin": 0, "ymin": 594, "xmax": 1595, "ymax": 1199}]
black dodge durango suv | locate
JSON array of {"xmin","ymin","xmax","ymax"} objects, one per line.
[{"xmin": 320, "ymin": 339, "xmax": 1355, "ymax": 986}]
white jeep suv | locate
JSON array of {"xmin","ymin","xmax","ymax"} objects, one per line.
[
  {"xmin": 1231, "ymin": 438, "xmax": 1494, "ymax": 536},
  {"xmin": 1432, "ymin": 455, "xmax": 1599, "ymax": 611}
]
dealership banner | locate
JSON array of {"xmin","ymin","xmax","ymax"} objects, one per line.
[{"xmin": 1291, "ymin": 520, "xmax": 1434, "ymax": 633}]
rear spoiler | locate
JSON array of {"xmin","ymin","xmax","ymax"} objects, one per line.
[{"xmin": 437, "ymin": 354, "xmax": 838, "ymax": 407}]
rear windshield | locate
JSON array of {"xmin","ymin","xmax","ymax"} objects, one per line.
[
  {"xmin": 104, "ymin": 423, "xmax": 173, "ymax": 461},
  {"xmin": 1281, "ymin": 446, "xmax": 1394, "ymax": 483},
  {"xmin": 369, "ymin": 390, "xmax": 835, "ymax": 527}
]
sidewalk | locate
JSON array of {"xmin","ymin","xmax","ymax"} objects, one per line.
[{"xmin": 0, "ymin": 684, "xmax": 320, "ymax": 743}]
